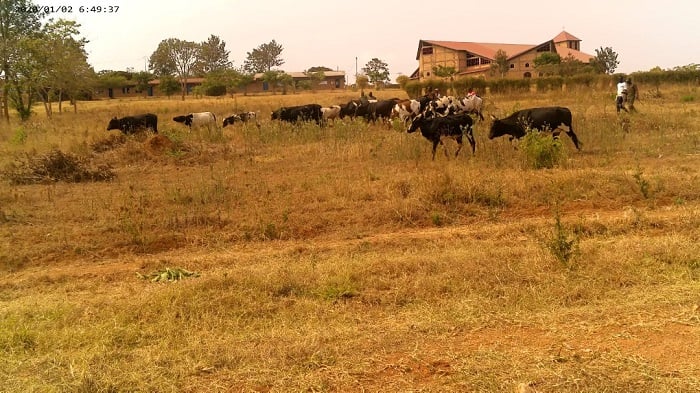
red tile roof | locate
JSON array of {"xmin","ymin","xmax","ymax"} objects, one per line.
[
  {"xmin": 418, "ymin": 31, "xmax": 593, "ymax": 62},
  {"xmin": 553, "ymin": 30, "xmax": 581, "ymax": 43}
]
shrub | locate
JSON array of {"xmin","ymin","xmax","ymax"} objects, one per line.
[
  {"xmin": 545, "ymin": 210, "xmax": 579, "ymax": 269},
  {"xmin": 519, "ymin": 129, "xmax": 566, "ymax": 169}
]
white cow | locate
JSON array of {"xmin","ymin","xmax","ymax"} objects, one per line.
[
  {"xmin": 392, "ymin": 99, "xmax": 422, "ymax": 124},
  {"xmin": 321, "ymin": 105, "xmax": 341, "ymax": 124},
  {"xmin": 455, "ymin": 95, "xmax": 484, "ymax": 121},
  {"xmin": 173, "ymin": 111, "xmax": 217, "ymax": 131}
]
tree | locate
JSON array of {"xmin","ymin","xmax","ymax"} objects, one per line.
[
  {"xmin": 133, "ymin": 71, "xmax": 155, "ymax": 97},
  {"xmin": 307, "ymin": 66, "xmax": 332, "ymax": 73},
  {"xmin": 534, "ymin": 52, "xmax": 561, "ymax": 77},
  {"xmin": 433, "ymin": 65, "xmax": 457, "ymax": 78},
  {"xmin": 158, "ymin": 75, "xmax": 180, "ymax": 99},
  {"xmin": 32, "ymin": 19, "xmax": 92, "ymax": 116},
  {"xmin": 559, "ymin": 54, "xmax": 591, "ymax": 77},
  {"xmin": 305, "ymin": 70, "xmax": 325, "ymax": 92},
  {"xmin": 195, "ymin": 34, "xmax": 231, "ymax": 75},
  {"xmin": 590, "ymin": 46, "xmax": 619, "ymax": 74},
  {"xmin": 396, "ymin": 75, "xmax": 409, "ymax": 89},
  {"xmin": 243, "ymin": 39, "xmax": 284, "ymax": 74},
  {"xmin": 262, "ymin": 70, "xmax": 285, "ymax": 94},
  {"xmin": 148, "ymin": 38, "xmax": 199, "ymax": 100},
  {"xmin": 356, "ymin": 75, "xmax": 369, "ymax": 91},
  {"xmin": 362, "ymin": 58, "xmax": 390, "ymax": 88},
  {"xmin": 0, "ymin": 0, "xmax": 42, "ymax": 121},
  {"xmin": 489, "ymin": 49, "xmax": 510, "ymax": 78}
]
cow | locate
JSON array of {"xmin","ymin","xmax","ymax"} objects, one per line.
[
  {"xmin": 365, "ymin": 99, "xmax": 399, "ymax": 125},
  {"xmin": 407, "ymin": 113, "xmax": 475, "ymax": 160},
  {"xmin": 106, "ymin": 113, "xmax": 158, "ymax": 134},
  {"xmin": 223, "ymin": 111, "xmax": 258, "ymax": 127},
  {"xmin": 271, "ymin": 104, "xmax": 323, "ymax": 125},
  {"xmin": 455, "ymin": 95, "xmax": 485, "ymax": 121},
  {"xmin": 488, "ymin": 106, "xmax": 581, "ymax": 150},
  {"xmin": 338, "ymin": 100, "xmax": 361, "ymax": 119},
  {"xmin": 173, "ymin": 112, "xmax": 217, "ymax": 131},
  {"xmin": 321, "ymin": 105, "xmax": 342, "ymax": 124},
  {"xmin": 392, "ymin": 99, "xmax": 423, "ymax": 125}
]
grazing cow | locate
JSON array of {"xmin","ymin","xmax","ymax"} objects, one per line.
[
  {"xmin": 321, "ymin": 105, "xmax": 342, "ymax": 124},
  {"xmin": 223, "ymin": 111, "xmax": 258, "ymax": 127},
  {"xmin": 173, "ymin": 112, "xmax": 217, "ymax": 131},
  {"xmin": 407, "ymin": 113, "xmax": 475, "ymax": 160},
  {"xmin": 106, "ymin": 113, "xmax": 158, "ymax": 134},
  {"xmin": 366, "ymin": 99, "xmax": 398, "ymax": 125},
  {"xmin": 488, "ymin": 106, "xmax": 581, "ymax": 150},
  {"xmin": 271, "ymin": 104, "xmax": 323, "ymax": 124},
  {"xmin": 455, "ymin": 95, "xmax": 485, "ymax": 121},
  {"xmin": 392, "ymin": 99, "xmax": 422, "ymax": 124}
]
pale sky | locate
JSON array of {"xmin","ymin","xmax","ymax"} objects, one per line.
[{"xmin": 51, "ymin": 0, "xmax": 699, "ymax": 83}]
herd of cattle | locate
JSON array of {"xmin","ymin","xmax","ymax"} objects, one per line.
[{"xmin": 105, "ymin": 93, "xmax": 581, "ymax": 160}]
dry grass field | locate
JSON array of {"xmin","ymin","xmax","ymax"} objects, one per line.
[{"xmin": 1, "ymin": 84, "xmax": 699, "ymax": 392}]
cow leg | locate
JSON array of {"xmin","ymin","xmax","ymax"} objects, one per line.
[
  {"xmin": 565, "ymin": 125, "xmax": 582, "ymax": 150},
  {"xmin": 465, "ymin": 130, "xmax": 476, "ymax": 155},
  {"xmin": 431, "ymin": 141, "xmax": 439, "ymax": 160},
  {"xmin": 454, "ymin": 135, "xmax": 463, "ymax": 157}
]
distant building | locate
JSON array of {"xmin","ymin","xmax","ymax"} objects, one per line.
[
  {"xmin": 93, "ymin": 71, "xmax": 346, "ymax": 99},
  {"xmin": 247, "ymin": 71, "xmax": 346, "ymax": 93},
  {"xmin": 412, "ymin": 30, "xmax": 594, "ymax": 80}
]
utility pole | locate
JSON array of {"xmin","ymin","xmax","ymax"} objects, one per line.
[{"xmin": 355, "ymin": 56, "xmax": 358, "ymax": 86}]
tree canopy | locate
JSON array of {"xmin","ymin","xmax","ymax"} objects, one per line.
[
  {"xmin": 362, "ymin": 58, "xmax": 390, "ymax": 87},
  {"xmin": 195, "ymin": 34, "xmax": 231, "ymax": 75},
  {"xmin": 243, "ymin": 39, "xmax": 284, "ymax": 74},
  {"xmin": 148, "ymin": 38, "xmax": 199, "ymax": 100},
  {"xmin": 590, "ymin": 46, "xmax": 620, "ymax": 74}
]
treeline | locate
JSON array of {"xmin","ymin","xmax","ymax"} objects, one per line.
[{"xmin": 402, "ymin": 68, "xmax": 700, "ymax": 97}]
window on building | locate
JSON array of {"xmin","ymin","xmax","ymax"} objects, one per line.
[
  {"xmin": 536, "ymin": 42, "xmax": 551, "ymax": 52},
  {"xmin": 467, "ymin": 57, "xmax": 480, "ymax": 67},
  {"xmin": 426, "ymin": 71, "xmax": 431, "ymax": 76},
  {"xmin": 525, "ymin": 63, "xmax": 530, "ymax": 68},
  {"xmin": 510, "ymin": 64, "xmax": 515, "ymax": 69},
  {"xmin": 524, "ymin": 72, "xmax": 532, "ymax": 78},
  {"xmin": 335, "ymin": 79, "xmax": 340, "ymax": 88},
  {"xmin": 422, "ymin": 46, "xmax": 433, "ymax": 55}
]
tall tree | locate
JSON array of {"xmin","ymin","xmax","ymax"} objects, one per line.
[
  {"xmin": 362, "ymin": 58, "xmax": 390, "ymax": 88},
  {"xmin": 590, "ymin": 46, "xmax": 619, "ymax": 74},
  {"xmin": 149, "ymin": 38, "xmax": 199, "ymax": 100},
  {"xmin": 0, "ymin": 0, "xmax": 42, "ymax": 121},
  {"xmin": 489, "ymin": 49, "xmax": 510, "ymax": 78},
  {"xmin": 33, "ymin": 19, "xmax": 92, "ymax": 116},
  {"xmin": 195, "ymin": 34, "xmax": 231, "ymax": 75},
  {"xmin": 243, "ymin": 39, "xmax": 284, "ymax": 74}
]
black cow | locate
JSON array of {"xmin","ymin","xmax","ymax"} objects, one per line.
[
  {"xmin": 366, "ymin": 99, "xmax": 399, "ymax": 124},
  {"xmin": 223, "ymin": 111, "xmax": 258, "ymax": 127},
  {"xmin": 106, "ymin": 113, "xmax": 158, "ymax": 134},
  {"xmin": 489, "ymin": 106, "xmax": 581, "ymax": 150},
  {"xmin": 338, "ymin": 100, "xmax": 361, "ymax": 119},
  {"xmin": 272, "ymin": 104, "xmax": 323, "ymax": 124},
  {"xmin": 407, "ymin": 113, "xmax": 475, "ymax": 160}
]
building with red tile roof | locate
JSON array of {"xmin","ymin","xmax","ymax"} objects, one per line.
[{"xmin": 412, "ymin": 31, "xmax": 594, "ymax": 80}]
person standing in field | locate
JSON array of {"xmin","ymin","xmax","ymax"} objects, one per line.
[
  {"xmin": 626, "ymin": 78, "xmax": 639, "ymax": 113},
  {"xmin": 616, "ymin": 76, "xmax": 628, "ymax": 113}
]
